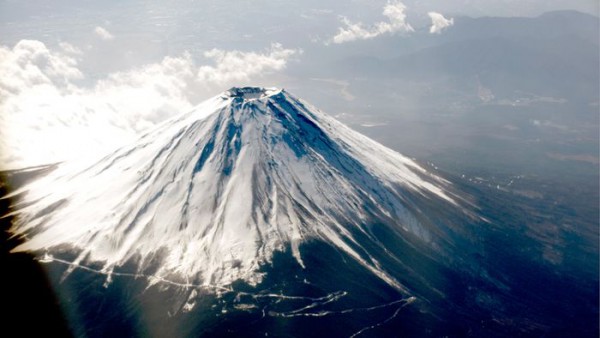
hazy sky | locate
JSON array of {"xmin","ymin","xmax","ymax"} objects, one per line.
[
  {"xmin": 0, "ymin": 0, "xmax": 598, "ymax": 169},
  {"xmin": 404, "ymin": 0, "xmax": 597, "ymax": 17}
]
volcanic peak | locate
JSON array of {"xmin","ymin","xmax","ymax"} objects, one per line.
[{"xmin": 223, "ymin": 87, "xmax": 281, "ymax": 102}]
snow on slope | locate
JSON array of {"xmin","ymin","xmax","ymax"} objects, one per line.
[{"xmin": 10, "ymin": 87, "xmax": 457, "ymax": 289}]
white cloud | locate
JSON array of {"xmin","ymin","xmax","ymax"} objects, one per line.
[
  {"xmin": 0, "ymin": 40, "xmax": 299, "ymax": 169},
  {"xmin": 0, "ymin": 40, "xmax": 83, "ymax": 95},
  {"xmin": 94, "ymin": 26, "xmax": 114, "ymax": 40},
  {"xmin": 332, "ymin": 1, "xmax": 414, "ymax": 44},
  {"xmin": 428, "ymin": 12, "xmax": 454, "ymax": 34},
  {"xmin": 59, "ymin": 42, "xmax": 82, "ymax": 55},
  {"xmin": 198, "ymin": 43, "xmax": 300, "ymax": 84}
]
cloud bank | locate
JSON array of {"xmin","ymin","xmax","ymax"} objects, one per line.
[
  {"xmin": 0, "ymin": 40, "xmax": 299, "ymax": 169},
  {"xmin": 428, "ymin": 12, "xmax": 454, "ymax": 34},
  {"xmin": 332, "ymin": 1, "xmax": 414, "ymax": 44}
]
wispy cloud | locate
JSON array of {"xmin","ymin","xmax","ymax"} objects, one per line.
[
  {"xmin": 59, "ymin": 41, "xmax": 82, "ymax": 55},
  {"xmin": 331, "ymin": 1, "xmax": 413, "ymax": 44},
  {"xmin": 198, "ymin": 43, "xmax": 299, "ymax": 84},
  {"xmin": 427, "ymin": 12, "xmax": 454, "ymax": 34},
  {"xmin": 0, "ymin": 40, "xmax": 300, "ymax": 169},
  {"xmin": 94, "ymin": 26, "xmax": 114, "ymax": 40}
]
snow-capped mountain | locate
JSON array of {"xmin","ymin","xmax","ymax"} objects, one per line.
[{"xmin": 10, "ymin": 87, "xmax": 461, "ymax": 290}]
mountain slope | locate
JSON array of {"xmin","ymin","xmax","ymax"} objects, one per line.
[
  {"xmin": 10, "ymin": 87, "xmax": 461, "ymax": 289},
  {"xmin": 6, "ymin": 87, "xmax": 597, "ymax": 337}
]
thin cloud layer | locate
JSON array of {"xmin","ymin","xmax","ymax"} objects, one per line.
[
  {"xmin": 94, "ymin": 26, "xmax": 114, "ymax": 40},
  {"xmin": 0, "ymin": 40, "xmax": 299, "ymax": 169},
  {"xmin": 332, "ymin": 1, "xmax": 414, "ymax": 44},
  {"xmin": 428, "ymin": 12, "xmax": 454, "ymax": 34}
]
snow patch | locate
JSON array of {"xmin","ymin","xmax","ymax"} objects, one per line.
[{"xmin": 10, "ymin": 87, "xmax": 457, "ymax": 290}]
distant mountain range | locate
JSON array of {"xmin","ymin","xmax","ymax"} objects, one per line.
[{"xmin": 325, "ymin": 10, "xmax": 599, "ymax": 102}]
